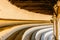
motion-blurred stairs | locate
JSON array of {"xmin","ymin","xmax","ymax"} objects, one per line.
[
  {"xmin": 0, "ymin": 23, "xmax": 54, "ymax": 40},
  {"xmin": 0, "ymin": 20, "xmax": 53, "ymax": 40},
  {"xmin": 0, "ymin": 0, "xmax": 58, "ymax": 40}
]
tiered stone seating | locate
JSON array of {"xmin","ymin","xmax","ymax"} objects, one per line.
[
  {"xmin": 0, "ymin": 23, "xmax": 54, "ymax": 40},
  {"xmin": 0, "ymin": 0, "xmax": 58, "ymax": 40}
]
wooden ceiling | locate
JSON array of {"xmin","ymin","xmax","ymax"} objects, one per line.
[{"xmin": 9, "ymin": 0, "xmax": 57, "ymax": 15}]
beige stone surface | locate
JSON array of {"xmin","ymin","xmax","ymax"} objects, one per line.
[
  {"xmin": 0, "ymin": 0, "xmax": 52, "ymax": 20},
  {"xmin": 0, "ymin": 19, "xmax": 51, "ymax": 32}
]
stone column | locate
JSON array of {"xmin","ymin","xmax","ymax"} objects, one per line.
[{"xmin": 53, "ymin": 1, "xmax": 60, "ymax": 40}]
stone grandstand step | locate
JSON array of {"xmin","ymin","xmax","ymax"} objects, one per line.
[
  {"xmin": 22, "ymin": 25, "xmax": 52, "ymax": 40},
  {"xmin": 47, "ymin": 34, "xmax": 54, "ymax": 40},
  {"xmin": 41, "ymin": 31, "xmax": 53, "ymax": 40},
  {"xmin": 0, "ymin": 20, "xmax": 51, "ymax": 27},
  {"xmin": 0, "ymin": 24, "xmax": 45, "ymax": 40},
  {"xmin": 35, "ymin": 28, "xmax": 53, "ymax": 40},
  {"xmin": 0, "ymin": 24, "xmax": 52, "ymax": 40},
  {"xmin": 30, "ymin": 27, "xmax": 52, "ymax": 40}
]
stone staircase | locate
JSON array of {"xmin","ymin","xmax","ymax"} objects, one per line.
[{"xmin": 0, "ymin": 23, "xmax": 53, "ymax": 40}]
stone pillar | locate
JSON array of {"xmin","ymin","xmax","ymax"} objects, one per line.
[{"xmin": 53, "ymin": 1, "xmax": 60, "ymax": 40}]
